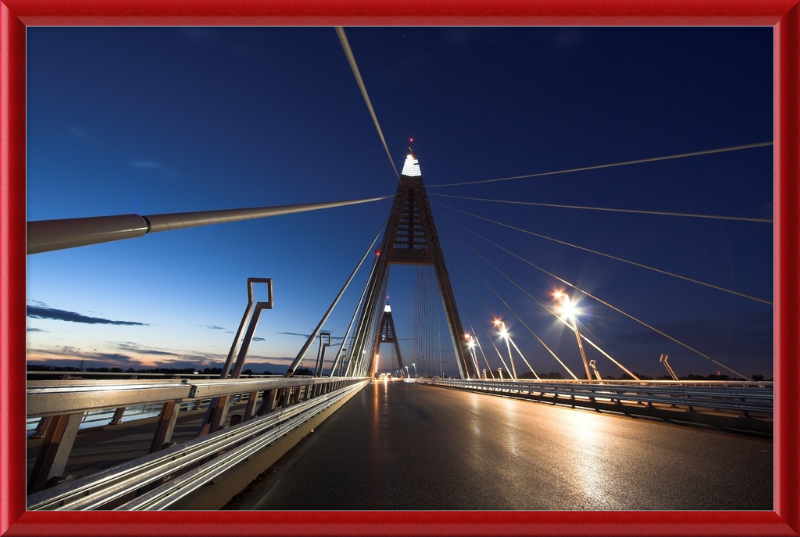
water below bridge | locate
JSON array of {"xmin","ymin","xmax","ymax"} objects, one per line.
[{"xmin": 226, "ymin": 380, "xmax": 772, "ymax": 511}]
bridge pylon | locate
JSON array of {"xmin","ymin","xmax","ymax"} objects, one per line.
[
  {"xmin": 348, "ymin": 150, "xmax": 476, "ymax": 379},
  {"xmin": 370, "ymin": 300, "xmax": 405, "ymax": 378}
]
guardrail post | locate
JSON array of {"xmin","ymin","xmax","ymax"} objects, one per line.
[
  {"xmin": 110, "ymin": 375, "xmax": 137, "ymax": 425},
  {"xmin": 28, "ymin": 412, "xmax": 83, "ymax": 494},
  {"xmin": 243, "ymin": 391, "xmax": 259, "ymax": 420},
  {"xmin": 30, "ymin": 416, "xmax": 53, "ymax": 439},
  {"xmin": 31, "ymin": 373, "xmax": 72, "ymax": 438},
  {"xmin": 149, "ymin": 402, "xmax": 180, "ymax": 453},
  {"xmin": 256, "ymin": 389, "xmax": 278, "ymax": 416}
]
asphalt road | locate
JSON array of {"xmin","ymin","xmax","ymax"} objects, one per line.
[{"xmin": 227, "ymin": 381, "xmax": 772, "ymax": 511}]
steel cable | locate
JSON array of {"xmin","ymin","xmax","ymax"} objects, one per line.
[
  {"xmin": 426, "ymin": 141, "xmax": 772, "ymax": 188},
  {"xmin": 429, "ymin": 193, "xmax": 773, "ymax": 223},
  {"xmin": 441, "ymin": 215, "xmax": 753, "ymax": 381},
  {"xmin": 442, "ymin": 237, "xmax": 579, "ymax": 380},
  {"xmin": 433, "ymin": 201, "xmax": 772, "ymax": 306},
  {"xmin": 335, "ymin": 27, "xmax": 400, "ymax": 182}
]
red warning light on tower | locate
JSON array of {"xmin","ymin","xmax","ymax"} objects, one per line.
[{"xmin": 375, "ymin": 249, "xmax": 381, "ymax": 257}]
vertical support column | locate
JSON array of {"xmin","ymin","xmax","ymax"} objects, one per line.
[
  {"xmin": 208, "ymin": 395, "xmax": 230, "ymax": 433},
  {"xmin": 30, "ymin": 416, "xmax": 53, "ymax": 439},
  {"xmin": 315, "ymin": 332, "xmax": 331, "ymax": 377},
  {"xmin": 256, "ymin": 389, "xmax": 278, "ymax": 417},
  {"xmin": 110, "ymin": 374, "xmax": 137, "ymax": 425},
  {"xmin": 28, "ymin": 413, "xmax": 83, "ymax": 494},
  {"xmin": 243, "ymin": 391, "xmax": 260, "ymax": 420},
  {"xmin": 149, "ymin": 402, "xmax": 180, "ymax": 453},
  {"xmin": 199, "ymin": 278, "xmax": 273, "ymax": 438}
]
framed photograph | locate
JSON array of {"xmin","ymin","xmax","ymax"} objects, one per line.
[{"xmin": 2, "ymin": 1, "xmax": 798, "ymax": 535}]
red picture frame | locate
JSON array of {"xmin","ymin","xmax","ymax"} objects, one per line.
[{"xmin": 2, "ymin": 1, "xmax": 798, "ymax": 535}]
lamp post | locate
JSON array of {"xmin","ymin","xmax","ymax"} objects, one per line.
[
  {"xmin": 411, "ymin": 362, "xmax": 417, "ymax": 378},
  {"xmin": 555, "ymin": 292, "xmax": 592, "ymax": 381},
  {"xmin": 465, "ymin": 334, "xmax": 481, "ymax": 380},
  {"xmin": 494, "ymin": 320, "xmax": 517, "ymax": 380}
]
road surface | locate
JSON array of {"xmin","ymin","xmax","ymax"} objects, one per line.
[{"xmin": 226, "ymin": 381, "xmax": 772, "ymax": 511}]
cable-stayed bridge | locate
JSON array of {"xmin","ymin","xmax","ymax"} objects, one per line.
[
  {"xmin": 24, "ymin": 148, "xmax": 774, "ymax": 511},
  {"xmin": 20, "ymin": 27, "xmax": 780, "ymax": 514}
]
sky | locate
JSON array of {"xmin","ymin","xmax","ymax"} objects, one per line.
[{"xmin": 26, "ymin": 27, "xmax": 773, "ymax": 379}]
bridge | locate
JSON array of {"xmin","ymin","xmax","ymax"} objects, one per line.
[
  {"xmin": 23, "ymin": 143, "xmax": 775, "ymax": 510},
  {"xmin": 2, "ymin": 18, "xmax": 798, "ymax": 536}
]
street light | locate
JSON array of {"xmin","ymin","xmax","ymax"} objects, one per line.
[
  {"xmin": 464, "ymin": 334, "xmax": 481, "ymax": 380},
  {"xmin": 554, "ymin": 291, "xmax": 592, "ymax": 380},
  {"xmin": 494, "ymin": 320, "xmax": 517, "ymax": 380},
  {"xmin": 411, "ymin": 362, "xmax": 417, "ymax": 378}
]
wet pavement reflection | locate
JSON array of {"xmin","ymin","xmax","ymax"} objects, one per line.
[{"xmin": 229, "ymin": 382, "xmax": 772, "ymax": 511}]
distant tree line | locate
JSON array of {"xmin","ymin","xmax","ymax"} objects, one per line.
[
  {"xmin": 517, "ymin": 370, "xmax": 768, "ymax": 381},
  {"xmin": 27, "ymin": 364, "xmax": 768, "ymax": 381},
  {"xmin": 26, "ymin": 364, "xmax": 281, "ymax": 376}
]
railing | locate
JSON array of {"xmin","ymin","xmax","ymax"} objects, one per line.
[
  {"xmin": 27, "ymin": 376, "xmax": 356, "ymax": 417},
  {"xmin": 422, "ymin": 378, "xmax": 773, "ymax": 428},
  {"xmin": 27, "ymin": 379, "xmax": 368, "ymax": 510},
  {"xmin": 26, "ymin": 375, "xmax": 368, "ymax": 497}
]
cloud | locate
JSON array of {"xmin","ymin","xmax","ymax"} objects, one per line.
[
  {"xmin": 27, "ymin": 327, "xmax": 46, "ymax": 332},
  {"xmin": 27, "ymin": 343, "xmax": 302, "ymax": 373},
  {"xmin": 277, "ymin": 332, "xmax": 344, "ymax": 340},
  {"xmin": 69, "ymin": 126, "xmax": 97, "ymax": 144},
  {"xmin": 253, "ymin": 337, "xmax": 266, "ymax": 342},
  {"xmin": 27, "ymin": 345, "xmax": 140, "ymax": 368},
  {"xmin": 130, "ymin": 160, "xmax": 164, "ymax": 170},
  {"xmin": 130, "ymin": 160, "xmax": 181, "ymax": 179},
  {"xmin": 27, "ymin": 306, "xmax": 149, "ymax": 326},
  {"xmin": 201, "ymin": 325, "xmax": 225, "ymax": 330},
  {"xmin": 117, "ymin": 342, "xmax": 180, "ymax": 356}
]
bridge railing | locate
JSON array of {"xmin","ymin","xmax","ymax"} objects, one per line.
[
  {"xmin": 422, "ymin": 378, "xmax": 773, "ymax": 432},
  {"xmin": 429, "ymin": 377, "xmax": 773, "ymax": 388},
  {"xmin": 26, "ymin": 375, "xmax": 368, "ymax": 497},
  {"xmin": 27, "ymin": 379, "xmax": 368, "ymax": 511}
]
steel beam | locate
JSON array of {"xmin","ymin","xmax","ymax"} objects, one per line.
[
  {"xmin": 149, "ymin": 402, "xmax": 180, "ymax": 453},
  {"xmin": 28, "ymin": 413, "xmax": 83, "ymax": 494},
  {"xmin": 27, "ymin": 196, "xmax": 391, "ymax": 254}
]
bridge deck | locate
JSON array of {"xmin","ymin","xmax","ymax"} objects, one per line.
[{"xmin": 225, "ymin": 381, "xmax": 772, "ymax": 511}]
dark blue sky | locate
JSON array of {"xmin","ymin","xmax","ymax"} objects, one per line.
[{"xmin": 26, "ymin": 27, "xmax": 773, "ymax": 379}]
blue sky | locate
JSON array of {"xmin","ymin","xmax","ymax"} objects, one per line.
[{"xmin": 26, "ymin": 27, "xmax": 773, "ymax": 378}]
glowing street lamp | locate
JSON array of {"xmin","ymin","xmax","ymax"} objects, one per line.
[
  {"xmin": 494, "ymin": 320, "xmax": 517, "ymax": 380},
  {"xmin": 464, "ymin": 334, "xmax": 481, "ymax": 380},
  {"xmin": 554, "ymin": 291, "xmax": 592, "ymax": 380},
  {"xmin": 412, "ymin": 362, "xmax": 417, "ymax": 378}
]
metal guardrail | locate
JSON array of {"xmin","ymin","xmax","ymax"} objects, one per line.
[
  {"xmin": 27, "ymin": 380, "xmax": 368, "ymax": 510},
  {"xmin": 26, "ymin": 375, "xmax": 368, "ymax": 496},
  {"xmin": 27, "ymin": 376, "xmax": 359, "ymax": 418},
  {"xmin": 425, "ymin": 378, "xmax": 773, "ymax": 415}
]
